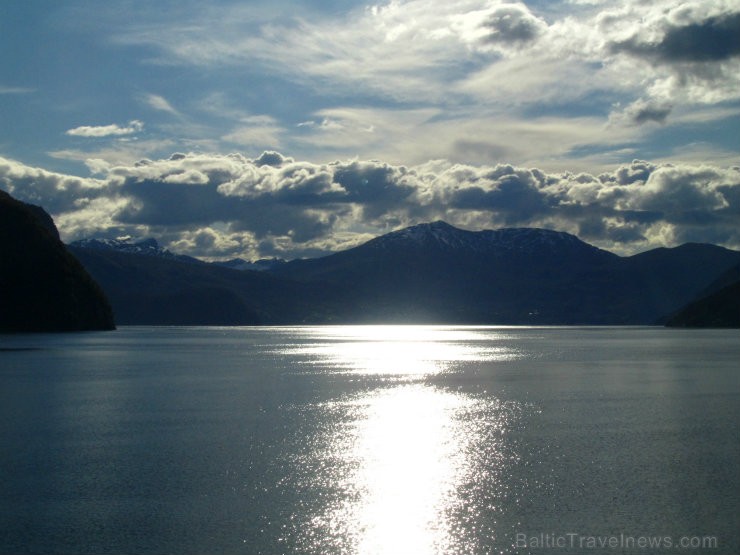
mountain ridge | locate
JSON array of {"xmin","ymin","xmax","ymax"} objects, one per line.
[
  {"xmin": 68, "ymin": 220, "xmax": 740, "ymax": 326},
  {"xmin": 364, "ymin": 220, "xmax": 612, "ymax": 256},
  {"xmin": 70, "ymin": 236, "xmax": 202, "ymax": 264}
]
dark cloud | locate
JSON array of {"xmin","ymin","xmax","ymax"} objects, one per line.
[
  {"xmin": 631, "ymin": 166, "xmax": 729, "ymax": 213},
  {"xmin": 2, "ymin": 153, "xmax": 739, "ymax": 258},
  {"xmin": 611, "ymin": 12, "xmax": 740, "ymax": 63},
  {"xmin": 616, "ymin": 210, "xmax": 664, "ymax": 225},
  {"xmin": 449, "ymin": 172, "xmax": 550, "ymax": 224},
  {"xmin": 716, "ymin": 184, "xmax": 740, "ymax": 215},
  {"xmin": 227, "ymin": 202, "xmax": 342, "ymax": 243},
  {"xmin": 602, "ymin": 160, "xmax": 656, "ymax": 185},
  {"xmin": 481, "ymin": 4, "xmax": 546, "ymax": 46},
  {"xmin": 118, "ymin": 179, "xmax": 240, "ymax": 226},
  {"xmin": 270, "ymin": 165, "xmax": 343, "ymax": 205},
  {"xmin": 578, "ymin": 217, "xmax": 646, "ymax": 244},
  {"xmin": 624, "ymin": 100, "xmax": 672, "ymax": 125},
  {"xmin": 253, "ymin": 151, "xmax": 292, "ymax": 167},
  {"xmin": 332, "ymin": 160, "xmax": 417, "ymax": 217}
]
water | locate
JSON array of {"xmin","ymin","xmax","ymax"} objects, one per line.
[{"xmin": 0, "ymin": 326, "xmax": 738, "ymax": 554}]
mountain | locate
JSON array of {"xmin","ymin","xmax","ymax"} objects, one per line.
[
  {"xmin": 363, "ymin": 221, "xmax": 612, "ymax": 258},
  {"xmin": 269, "ymin": 221, "xmax": 621, "ymax": 323},
  {"xmin": 69, "ymin": 221, "xmax": 740, "ymax": 326},
  {"xmin": 0, "ymin": 190, "xmax": 115, "ymax": 332},
  {"xmin": 694, "ymin": 262, "xmax": 740, "ymax": 297},
  {"xmin": 70, "ymin": 236, "xmax": 201, "ymax": 264},
  {"xmin": 210, "ymin": 257, "xmax": 287, "ymax": 272},
  {"xmin": 664, "ymin": 281, "xmax": 740, "ymax": 328},
  {"xmin": 664, "ymin": 264, "xmax": 740, "ymax": 327},
  {"xmin": 612, "ymin": 244, "xmax": 740, "ymax": 323},
  {"xmin": 72, "ymin": 236, "xmax": 288, "ymax": 272},
  {"xmin": 68, "ymin": 247, "xmax": 335, "ymax": 325},
  {"xmin": 270, "ymin": 221, "xmax": 740, "ymax": 324}
]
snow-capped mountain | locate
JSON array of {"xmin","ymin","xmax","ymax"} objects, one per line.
[
  {"xmin": 71, "ymin": 236, "xmax": 287, "ymax": 272},
  {"xmin": 210, "ymin": 257, "xmax": 287, "ymax": 272},
  {"xmin": 69, "ymin": 237, "xmax": 201, "ymax": 264},
  {"xmin": 363, "ymin": 220, "xmax": 616, "ymax": 261}
]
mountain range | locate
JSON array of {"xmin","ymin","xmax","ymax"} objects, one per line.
[{"xmin": 68, "ymin": 221, "xmax": 740, "ymax": 326}]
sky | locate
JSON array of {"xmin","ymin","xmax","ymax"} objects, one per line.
[{"xmin": 1, "ymin": 0, "xmax": 739, "ymax": 260}]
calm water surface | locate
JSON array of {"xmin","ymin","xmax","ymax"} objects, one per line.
[{"xmin": 0, "ymin": 326, "xmax": 738, "ymax": 554}]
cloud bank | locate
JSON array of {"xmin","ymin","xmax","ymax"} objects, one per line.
[{"xmin": 2, "ymin": 152, "xmax": 738, "ymax": 260}]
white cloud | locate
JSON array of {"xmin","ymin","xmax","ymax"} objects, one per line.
[
  {"xmin": 222, "ymin": 115, "xmax": 285, "ymax": 149},
  {"xmin": 608, "ymin": 98, "xmax": 672, "ymax": 126},
  {"xmin": 54, "ymin": 196, "xmax": 136, "ymax": 239},
  {"xmin": 98, "ymin": 0, "xmax": 740, "ymax": 170},
  {"xmin": 48, "ymin": 138, "xmax": 177, "ymax": 167},
  {"xmin": 454, "ymin": 3, "xmax": 548, "ymax": 50},
  {"xmin": 167, "ymin": 226, "xmax": 260, "ymax": 260},
  {"xmin": 293, "ymin": 105, "xmax": 644, "ymax": 171},
  {"xmin": 65, "ymin": 120, "xmax": 144, "ymax": 138},
  {"xmin": 4, "ymin": 152, "xmax": 739, "ymax": 258},
  {"xmin": 144, "ymin": 93, "xmax": 180, "ymax": 115}
]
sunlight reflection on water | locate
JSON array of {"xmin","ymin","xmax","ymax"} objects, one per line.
[
  {"xmin": 281, "ymin": 325, "xmax": 520, "ymax": 378},
  {"xmin": 278, "ymin": 326, "xmax": 524, "ymax": 554},
  {"xmin": 3, "ymin": 327, "xmax": 737, "ymax": 554}
]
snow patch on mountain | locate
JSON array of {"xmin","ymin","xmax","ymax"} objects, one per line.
[
  {"xmin": 70, "ymin": 236, "xmax": 288, "ymax": 271},
  {"xmin": 367, "ymin": 221, "xmax": 614, "ymax": 258},
  {"xmin": 69, "ymin": 236, "xmax": 200, "ymax": 263},
  {"xmin": 211, "ymin": 258, "xmax": 287, "ymax": 271}
]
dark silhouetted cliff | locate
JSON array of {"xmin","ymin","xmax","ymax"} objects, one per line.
[{"xmin": 0, "ymin": 190, "xmax": 115, "ymax": 332}]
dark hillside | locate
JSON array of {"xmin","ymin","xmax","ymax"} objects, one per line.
[
  {"xmin": 69, "ymin": 247, "xmax": 336, "ymax": 325},
  {"xmin": 0, "ymin": 190, "xmax": 114, "ymax": 332},
  {"xmin": 271, "ymin": 222, "xmax": 740, "ymax": 324},
  {"xmin": 665, "ymin": 280, "xmax": 740, "ymax": 328}
]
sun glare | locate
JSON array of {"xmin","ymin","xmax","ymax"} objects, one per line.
[
  {"xmin": 349, "ymin": 385, "xmax": 474, "ymax": 554},
  {"xmin": 283, "ymin": 326, "xmax": 518, "ymax": 554},
  {"xmin": 286, "ymin": 325, "xmax": 515, "ymax": 378}
]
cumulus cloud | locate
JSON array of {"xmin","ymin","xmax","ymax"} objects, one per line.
[
  {"xmin": 66, "ymin": 120, "xmax": 144, "ymax": 138},
  {"xmin": 480, "ymin": 4, "xmax": 547, "ymax": 47},
  {"xmin": 601, "ymin": 4, "xmax": 740, "ymax": 106},
  {"xmin": 609, "ymin": 98, "xmax": 672, "ymax": 126},
  {"xmin": 0, "ymin": 155, "xmax": 112, "ymax": 213},
  {"xmin": 168, "ymin": 227, "xmax": 256, "ymax": 259},
  {"xmin": 610, "ymin": 12, "xmax": 740, "ymax": 63},
  {"xmin": 2, "ymin": 152, "xmax": 739, "ymax": 258}
]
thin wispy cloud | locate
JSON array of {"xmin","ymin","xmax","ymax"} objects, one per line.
[
  {"xmin": 0, "ymin": 86, "xmax": 35, "ymax": 95},
  {"xmin": 222, "ymin": 115, "xmax": 285, "ymax": 149},
  {"xmin": 143, "ymin": 94, "xmax": 180, "ymax": 116},
  {"xmin": 93, "ymin": 0, "xmax": 739, "ymax": 169},
  {"xmin": 66, "ymin": 120, "xmax": 145, "ymax": 138}
]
